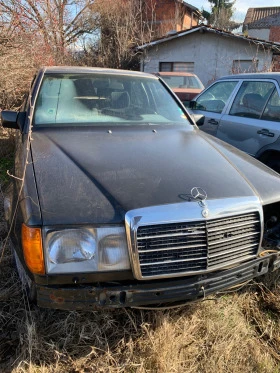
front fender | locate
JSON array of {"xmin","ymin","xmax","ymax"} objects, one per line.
[{"xmin": 256, "ymin": 134, "xmax": 280, "ymax": 161}]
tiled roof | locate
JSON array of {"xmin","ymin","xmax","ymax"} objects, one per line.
[
  {"xmin": 244, "ymin": 7, "xmax": 280, "ymax": 29},
  {"xmin": 136, "ymin": 24, "xmax": 280, "ymax": 52}
]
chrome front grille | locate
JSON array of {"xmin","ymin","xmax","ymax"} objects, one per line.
[{"xmin": 135, "ymin": 212, "xmax": 261, "ymax": 279}]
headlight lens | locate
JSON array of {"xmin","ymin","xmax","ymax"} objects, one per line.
[{"xmin": 44, "ymin": 226, "xmax": 130, "ymax": 274}]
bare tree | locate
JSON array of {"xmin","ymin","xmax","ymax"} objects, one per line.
[
  {"xmin": 0, "ymin": 31, "xmax": 42, "ymax": 109},
  {"xmin": 210, "ymin": 7, "xmax": 240, "ymax": 30},
  {"xmin": 0, "ymin": 0, "xmax": 96, "ymax": 64},
  {"xmin": 82, "ymin": 0, "xmax": 156, "ymax": 69},
  {"xmin": 202, "ymin": 0, "xmax": 240, "ymax": 31}
]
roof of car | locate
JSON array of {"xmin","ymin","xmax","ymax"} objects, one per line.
[
  {"xmin": 41, "ymin": 66, "xmax": 155, "ymax": 79},
  {"xmin": 157, "ymin": 72, "xmax": 197, "ymax": 77},
  {"xmin": 218, "ymin": 72, "xmax": 280, "ymax": 84}
]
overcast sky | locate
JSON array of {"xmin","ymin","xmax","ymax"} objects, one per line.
[{"xmin": 190, "ymin": 0, "xmax": 280, "ymax": 22}]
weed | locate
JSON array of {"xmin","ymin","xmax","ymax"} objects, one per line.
[{"xmin": 0, "ymin": 157, "xmax": 14, "ymax": 187}]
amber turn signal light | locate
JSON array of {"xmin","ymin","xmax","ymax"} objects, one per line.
[{"xmin": 22, "ymin": 224, "xmax": 45, "ymax": 275}]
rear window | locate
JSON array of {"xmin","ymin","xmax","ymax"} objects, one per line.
[
  {"xmin": 34, "ymin": 74, "xmax": 190, "ymax": 127},
  {"xmin": 161, "ymin": 75, "xmax": 204, "ymax": 89}
]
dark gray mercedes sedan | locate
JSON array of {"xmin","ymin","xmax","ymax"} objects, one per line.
[{"xmin": 2, "ymin": 66, "xmax": 280, "ymax": 310}]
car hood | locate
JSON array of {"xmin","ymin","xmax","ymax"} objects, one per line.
[{"xmin": 30, "ymin": 125, "xmax": 280, "ymax": 225}]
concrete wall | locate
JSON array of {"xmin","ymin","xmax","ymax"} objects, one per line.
[
  {"xmin": 247, "ymin": 27, "xmax": 280, "ymax": 43},
  {"xmin": 248, "ymin": 29, "xmax": 270, "ymax": 40},
  {"xmin": 141, "ymin": 32, "xmax": 273, "ymax": 86}
]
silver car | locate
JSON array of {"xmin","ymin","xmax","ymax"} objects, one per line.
[{"xmin": 190, "ymin": 73, "xmax": 280, "ymax": 172}]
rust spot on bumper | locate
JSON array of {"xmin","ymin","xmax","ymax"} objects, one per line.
[{"xmin": 49, "ymin": 293, "xmax": 65, "ymax": 304}]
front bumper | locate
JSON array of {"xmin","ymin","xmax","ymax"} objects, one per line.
[{"xmin": 36, "ymin": 253, "xmax": 280, "ymax": 310}]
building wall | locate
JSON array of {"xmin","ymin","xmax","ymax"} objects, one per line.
[
  {"xmin": 145, "ymin": 0, "xmax": 199, "ymax": 36},
  {"xmin": 141, "ymin": 32, "xmax": 273, "ymax": 86},
  {"xmin": 270, "ymin": 26, "xmax": 280, "ymax": 42},
  {"xmin": 247, "ymin": 26, "xmax": 280, "ymax": 72},
  {"xmin": 247, "ymin": 29, "xmax": 270, "ymax": 40},
  {"xmin": 270, "ymin": 26, "xmax": 280, "ymax": 72},
  {"xmin": 246, "ymin": 26, "xmax": 280, "ymax": 43},
  {"xmin": 272, "ymin": 55, "xmax": 280, "ymax": 72},
  {"xmin": 182, "ymin": 8, "xmax": 199, "ymax": 30}
]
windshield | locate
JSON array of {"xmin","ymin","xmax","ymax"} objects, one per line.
[{"xmin": 34, "ymin": 73, "xmax": 190, "ymax": 126}]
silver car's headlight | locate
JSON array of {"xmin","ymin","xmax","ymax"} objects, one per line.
[{"xmin": 44, "ymin": 226, "xmax": 131, "ymax": 274}]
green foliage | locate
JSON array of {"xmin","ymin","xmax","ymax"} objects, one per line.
[
  {"xmin": 206, "ymin": 0, "xmax": 240, "ymax": 30},
  {"xmin": 209, "ymin": 0, "xmax": 235, "ymax": 11},
  {"xmin": 202, "ymin": 10, "xmax": 211, "ymax": 23},
  {"xmin": 0, "ymin": 156, "xmax": 13, "ymax": 187},
  {"xmin": 0, "ymin": 129, "xmax": 15, "ymax": 188}
]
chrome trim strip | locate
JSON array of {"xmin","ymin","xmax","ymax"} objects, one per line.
[
  {"xmin": 207, "ymin": 220, "xmax": 260, "ymax": 232},
  {"xmin": 138, "ymin": 243, "xmax": 206, "ymax": 253},
  {"xmin": 209, "ymin": 243, "xmax": 259, "ymax": 258},
  {"xmin": 208, "ymin": 232, "xmax": 259, "ymax": 246},
  {"xmin": 140, "ymin": 257, "xmax": 207, "ymax": 266},
  {"xmin": 125, "ymin": 196, "xmax": 263, "ymax": 280},
  {"xmin": 137, "ymin": 230, "xmax": 205, "ymax": 239}
]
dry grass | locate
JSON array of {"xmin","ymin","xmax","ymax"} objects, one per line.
[
  {"xmin": 2, "ymin": 266, "xmax": 280, "ymax": 373},
  {"xmin": 1, "ymin": 132, "xmax": 280, "ymax": 373},
  {"xmin": 0, "ymin": 127, "xmax": 15, "ymax": 188}
]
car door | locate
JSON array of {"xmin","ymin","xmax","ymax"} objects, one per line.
[
  {"xmin": 190, "ymin": 80, "xmax": 240, "ymax": 136},
  {"xmin": 216, "ymin": 80, "xmax": 280, "ymax": 157}
]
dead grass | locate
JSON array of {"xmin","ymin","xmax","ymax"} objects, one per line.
[
  {"xmin": 1, "ymin": 133, "xmax": 280, "ymax": 373},
  {"xmin": 2, "ymin": 269, "xmax": 280, "ymax": 373},
  {"xmin": 0, "ymin": 126, "xmax": 15, "ymax": 188}
]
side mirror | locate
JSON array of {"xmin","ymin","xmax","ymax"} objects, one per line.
[
  {"xmin": 192, "ymin": 114, "xmax": 205, "ymax": 127},
  {"xmin": 1, "ymin": 110, "xmax": 18, "ymax": 129},
  {"xmin": 189, "ymin": 100, "xmax": 196, "ymax": 109},
  {"xmin": 1, "ymin": 110, "xmax": 26, "ymax": 131}
]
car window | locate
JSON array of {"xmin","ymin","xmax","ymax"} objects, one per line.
[
  {"xmin": 262, "ymin": 88, "xmax": 280, "ymax": 122},
  {"xmin": 34, "ymin": 74, "xmax": 190, "ymax": 126},
  {"xmin": 193, "ymin": 81, "xmax": 238, "ymax": 113},
  {"xmin": 229, "ymin": 81, "xmax": 275, "ymax": 119},
  {"xmin": 161, "ymin": 75, "xmax": 203, "ymax": 89}
]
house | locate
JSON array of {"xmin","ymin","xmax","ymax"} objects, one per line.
[
  {"xmin": 243, "ymin": 7, "xmax": 280, "ymax": 42},
  {"xmin": 243, "ymin": 7, "xmax": 280, "ymax": 71},
  {"xmin": 137, "ymin": 25, "xmax": 280, "ymax": 86},
  {"xmin": 144, "ymin": 0, "xmax": 203, "ymax": 37}
]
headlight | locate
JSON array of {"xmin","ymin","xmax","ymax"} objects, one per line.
[{"xmin": 44, "ymin": 226, "xmax": 130, "ymax": 274}]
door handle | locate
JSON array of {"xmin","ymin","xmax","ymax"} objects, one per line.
[
  {"xmin": 257, "ymin": 128, "xmax": 275, "ymax": 137},
  {"xmin": 208, "ymin": 119, "xmax": 218, "ymax": 125}
]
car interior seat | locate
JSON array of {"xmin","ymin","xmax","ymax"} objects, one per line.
[
  {"xmin": 243, "ymin": 93, "xmax": 264, "ymax": 112},
  {"xmin": 110, "ymin": 91, "xmax": 130, "ymax": 110}
]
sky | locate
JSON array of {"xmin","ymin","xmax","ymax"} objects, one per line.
[{"xmin": 189, "ymin": 0, "xmax": 280, "ymax": 22}]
